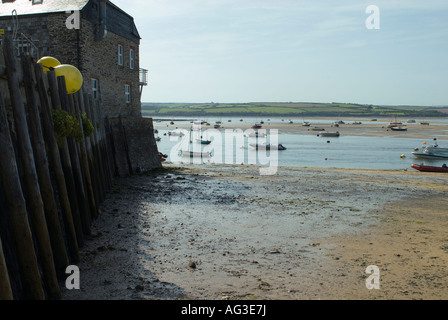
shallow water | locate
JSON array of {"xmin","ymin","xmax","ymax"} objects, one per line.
[{"xmin": 154, "ymin": 120, "xmax": 448, "ymax": 170}]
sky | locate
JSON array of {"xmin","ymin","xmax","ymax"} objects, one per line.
[{"xmin": 111, "ymin": 0, "xmax": 448, "ymax": 106}]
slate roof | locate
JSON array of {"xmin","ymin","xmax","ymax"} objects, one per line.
[{"xmin": 0, "ymin": 0, "xmax": 90, "ymax": 16}]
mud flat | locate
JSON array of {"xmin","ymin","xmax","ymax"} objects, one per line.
[{"xmin": 61, "ymin": 162, "xmax": 448, "ymax": 300}]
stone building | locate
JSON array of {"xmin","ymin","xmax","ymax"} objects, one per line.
[
  {"xmin": 0, "ymin": 0, "xmax": 148, "ymax": 118},
  {"xmin": 1, "ymin": 0, "xmax": 161, "ymax": 174}
]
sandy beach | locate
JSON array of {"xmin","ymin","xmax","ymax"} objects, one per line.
[{"xmin": 61, "ymin": 123, "xmax": 448, "ymax": 301}]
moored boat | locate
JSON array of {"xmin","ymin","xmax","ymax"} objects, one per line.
[
  {"xmin": 319, "ymin": 131, "xmax": 340, "ymax": 137},
  {"xmin": 411, "ymin": 163, "xmax": 448, "ymax": 173},
  {"xmin": 390, "ymin": 126, "xmax": 407, "ymax": 131},
  {"xmin": 196, "ymin": 139, "xmax": 211, "ymax": 145},
  {"xmin": 246, "ymin": 131, "xmax": 267, "ymax": 138},
  {"xmin": 180, "ymin": 150, "xmax": 211, "ymax": 157},
  {"xmin": 412, "ymin": 151, "xmax": 448, "ymax": 159},
  {"xmin": 249, "ymin": 142, "xmax": 286, "ymax": 150}
]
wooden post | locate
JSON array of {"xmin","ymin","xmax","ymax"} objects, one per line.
[
  {"xmin": 3, "ymin": 36, "xmax": 61, "ymax": 299},
  {"xmin": 84, "ymin": 92, "xmax": 106, "ymax": 202},
  {"xmin": 57, "ymin": 76, "xmax": 92, "ymax": 235},
  {"xmin": 0, "ymin": 236, "xmax": 13, "ymax": 300},
  {"xmin": 47, "ymin": 70, "xmax": 85, "ymax": 247},
  {"xmin": 72, "ymin": 91, "xmax": 98, "ymax": 219},
  {"xmin": 0, "ymin": 83, "xmax": 45, "ymax": 300},
  {"xmin": 21, "ymin": 55, "xmax": 70, "ymax": 279},
  {"xmin": 82, "ymin": 92, "xmax": 104, "ymax": 205},
  {"xmin": 34, "ymin": 63, "xmax": 80, "ymax": 263}
]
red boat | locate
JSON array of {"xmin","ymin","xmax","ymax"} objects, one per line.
[{"xmin": 411, "ymin": 163, "xmax": 448, "ymax": 173}]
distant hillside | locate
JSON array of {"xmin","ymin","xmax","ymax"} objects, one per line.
[{"xmin": 141, "ymin": 102, "xmax": 447, "ymax": 118}]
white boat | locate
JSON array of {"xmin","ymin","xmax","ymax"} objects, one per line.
[
  {"xmin": 390, "ymin": 126, "xmax": 407, "ymax": 131},
  {"xmin": 302, "ymin": 122, "xmax": 311, "ymax": 126},
  {"xmin": 180, "ymin": 150, "xmax": 212, "ymax": 157},
  {"xmin": 168, "ymin": 130, "xmax": 185, "ymax": 136},
  {"xmin": 249, "ymin": 142, "xmax": 286, "ymax": 150},
  {"xmin": 246, "ymin": 131, "xmax": 267, "ymax": 138},
  {"xmin": 417, "ymin": 138, "xmax": 448, "ymax": 154},
  {"xmin": 412, "ymin": 151, "xmax": 448, "ymax": 159}
]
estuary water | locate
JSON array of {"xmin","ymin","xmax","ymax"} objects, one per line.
[{"xmin": 153, "ymin": 117, "xmax": 448, "ymax": 171}]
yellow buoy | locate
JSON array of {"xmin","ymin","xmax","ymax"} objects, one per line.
[
  {"xmin": 54, "ymin": 64, "xmax": 83, "ymax": 94},
  {"xmin": 37, "ymin": 56, "xmax": 61, "ymax": 72}
]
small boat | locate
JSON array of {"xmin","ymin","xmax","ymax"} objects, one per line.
[
  {"xmin": 388, "ymin": 122, "xmax": 402, "ymax": 128},
  {"xmin": 289, "ymin": 120, "xmax": 293, "ymax": 124},
  {"xmin": 170, "ymin": 121, "xmax": 175, "ymax": 125},
  {"xmin": 251, "ymin": 123, "xmax": 262, "ymax": 129},
  {"xmin": 420, "ymin": 122, "xmax": 430, "ymax": 125},
  {"xmin": 249, "ymin": 143, "xmax": 286, "ymax": 150},
  {"xmin": 411, "ymin": 163, "xmax": 448, "ymax": 173},
  {"xmin": 319, "ymin": 131, "xmax": 340, "ymax": 137},
  {"xmin": 417, "ymin": 138, "xmax": 448, "ymax": 154},
  {"xmin": 180, "ymin": 150, "xmax": 211, "ymax": 157},
  {"xmin": 246, "ymin": 131, "xmax": 267, "ymax": 138},
  {"xmin": 196, "ymin": 139, "xmax": 211, "ymax": 145},
  {"xmin": 158, "ymin": 152, "xmax": 168, "ymax": 162},
  {"xmin": 168, "ymin": 130, "xmax": 185, "ymax": 136},
  {"xmin": 390, "ymin": 126, "xmax": 407, "ymax": 131},
  {"xmin": 302, "ymin": 122, "xmax": 311, "ymax": 126},
  {"xmin": 311, "ymin": 126, "xmax": 325, "ymax": 131},
  {"xmin": 214, "ymin": 124, "xmax": 221, "ymax": 129},
  {"xmin": 407, "ymin": 119, "xmax": 416, "ymax": 123},
  {"xmin": 352, "ymin": 121, "xmax": 362, "ymax": 125},
  {"xmin": 155, "ymin": 136, "xmax": 161, "ymax": 141}
]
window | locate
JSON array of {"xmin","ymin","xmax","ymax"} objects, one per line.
[
  {"xmin": 118, "ymin": 44, "xmax": 123, "ymax": 66},
  {"xmin": 125, "ymin": 84, "xmax": 131, "ymax": 104},
  {"xmin": 129, "ymin": 48, "xmax": 135, "ymax": 70},
  {"xmin": 91, "ymin": 78, "xmax": 99, "ymax": 100}
]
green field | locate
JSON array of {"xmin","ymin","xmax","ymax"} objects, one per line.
[{"xmin": 141, "ymin": 102, "xmax": 447, "ymax": 117}]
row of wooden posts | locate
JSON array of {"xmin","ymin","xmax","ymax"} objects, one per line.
[{"xmin": 0, "ymin": 36, "xmax": 116, "ymax": 299}]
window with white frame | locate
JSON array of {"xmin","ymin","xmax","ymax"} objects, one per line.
[
  {"xmin": 125, "ymin": 84, "xmax": 131, "ymax": 103},
  {"xmin": 129, "ymin": 48, "xmax": 135, "ymax": 70},
  {"xmin": 118, "ymin": 44, "xmax": 123, "ymax": 66},
  {"xmin": 91, "ymin": 78, "xmax": 99, "ymax": 100}
]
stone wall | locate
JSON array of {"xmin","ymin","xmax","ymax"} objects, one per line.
[{"xmin": 107, "ymin": 117, "xmax": 162, "ymax": 176}]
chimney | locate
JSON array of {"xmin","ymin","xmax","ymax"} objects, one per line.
[{"xmin": 95, "ymin": 0, "xmax": 107, "ymax": 41}]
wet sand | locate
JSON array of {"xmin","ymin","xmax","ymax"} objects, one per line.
[
  {"xmin": 62, "ymin": 161, "xmax": 448, "ymax": 300},
  {"xmin": 158, "ymin": 117, "xmax": 448, "ymax": 140}
]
